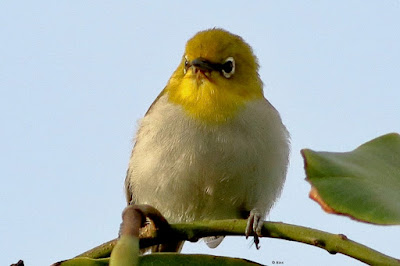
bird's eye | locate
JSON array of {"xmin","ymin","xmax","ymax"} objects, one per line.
[
  {"xmin": 221, "ymin": 57, "xmax": 235, "ymax": 78},
  {"xmin": 184, "ymin": 55, "xmax": 189, "ymax": 74}
]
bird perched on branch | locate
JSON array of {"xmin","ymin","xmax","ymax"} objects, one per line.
[{"xmin": 125, "ymin": 28, "xmax": 290, "ymax": 252}]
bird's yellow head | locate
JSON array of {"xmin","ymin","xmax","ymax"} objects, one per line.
[{"xmin": 166, "ymin": 28, "xmax": 264, "ymax": 124}]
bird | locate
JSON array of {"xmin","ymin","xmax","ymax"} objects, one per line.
[{"xmin": 125, "ymin": 28, "xmax": 290, "ymax": 252}]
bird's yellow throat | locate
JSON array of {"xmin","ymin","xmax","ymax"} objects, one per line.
[{"xmin": 167, "ymin": 72, "xmax": 262, "ymax": 124}]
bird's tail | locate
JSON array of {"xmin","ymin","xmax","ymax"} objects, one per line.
[
  {"xmin": 150, "ymin": 241, "xmax": 185, "ymax": 253},
  {"xmin": 204, "ymin": 236, "xmax": 225, "ymax": 248}
]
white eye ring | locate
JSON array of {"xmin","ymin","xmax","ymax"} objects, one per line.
[
  {"xmin": 221, "ymin": 57, "xmax": 235, "ymax": 78},
  {"xmin": 183, "ymin": 55, "xmax": 189, "ymax": 74}
]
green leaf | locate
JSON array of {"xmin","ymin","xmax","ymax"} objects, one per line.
[
  {"xmin": 53, "ymin": 257, "xmax": 109, "ymax": 266},
  {"xmin": 302, "ymin": 133, "xmax": 400, "ymax": 225},
  {"xmin": 55, "ymin": 254, "xmax": 262, "ymax": 266},
  {"xmin": 140, "ymin": 254, "xmax": 262, "ymax": 265}
]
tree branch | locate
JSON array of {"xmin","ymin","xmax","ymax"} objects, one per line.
[{"xmin": 77, "ymin": 220, "xmax": 400, "ymax": 265}]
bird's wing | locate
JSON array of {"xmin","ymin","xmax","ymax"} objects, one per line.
[
  {"xmin": 124, "ymin": 168, "xmax": 134, "ymax": 205},
  {"xmin": 124, "ymin": 88, "xmax": 168, "ymax": 205}
]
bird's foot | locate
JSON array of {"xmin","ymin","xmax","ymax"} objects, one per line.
[{"xmin": 245, "ymin": 209, "xmax": 264, "ymax": 249}]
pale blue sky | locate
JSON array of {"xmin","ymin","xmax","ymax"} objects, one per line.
[{"xmin": 1, "ymin": 1, "xmax": 399, "ymax": 265}]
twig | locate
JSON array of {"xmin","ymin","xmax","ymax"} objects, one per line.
[{"xmin": 77, "ymin": 219, "xmax": 400, "ymax": 265}]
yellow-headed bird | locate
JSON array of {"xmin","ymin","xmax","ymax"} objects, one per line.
[{"xmin": 125, "ymin": 28, "xmax": 290, "ymax": 252}]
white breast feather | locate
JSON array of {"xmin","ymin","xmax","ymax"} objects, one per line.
[{"xmin": 127, "ymin": 94, "xmax": 289, "ymax": 223}]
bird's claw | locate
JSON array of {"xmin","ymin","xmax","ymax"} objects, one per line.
[{"xmin": 245, "ymin": 209, "xmax": 264, "ymax": 249}]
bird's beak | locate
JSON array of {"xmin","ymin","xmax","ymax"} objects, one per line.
[{"xmin": 190, "ymin": 58, "xmax": 219, "ymax": 72}]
